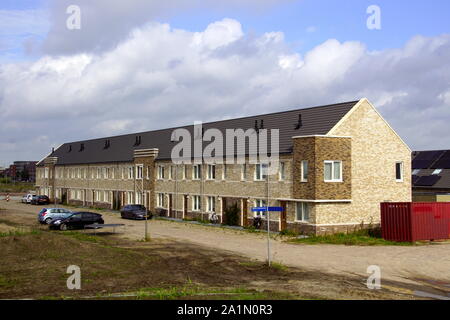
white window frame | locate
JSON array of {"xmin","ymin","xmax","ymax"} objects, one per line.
[
  {"xmin": 207, "ymin": 164, "xmax": 216, "ymax": 180},
  {"xmin": 296, "ymin": 202, "xmax": 310, "ymax": 222},
  {"xmin": 395, "ymin": 161, "xmax": 404, "ymax": 182},
  {"xmin": 324, "ymin": 161, "xmax": 342, "ymax": 183},
  {"xmin": 192, "ymin": 164, "xmax": 201, "ymax": 180},
  {"xmin": 192, "ymin": 195, "xmax": 201, "ymax": 211},
  {"xmin": 207, "ymin": 196, "xmax": 216, "ymax": 213},
  {"xmin": 222, "ymin": 164, "xmax": 227, "ymax": 180},
  {"xmin": 254, "ymin": 163, "xmax": 268, "ymax": 181},
  {"xmin": 241, "ymin": 164, "xmax": 247, "ymax": 181},
  {"xmin": 279, "ymin": 162, "xmax": 286, "ymax": 181},
  {"xmin": 157, "ymin": 193, "xmax": 165, "ymax": 208},
  {"xmin": 136, "ymin": 165, "xmax": 143, "ymax": 180},
  {"xmin": 253, "ymin": 199, "xmax": 267, "ymax": 218},
  {"xmin": 158, "ymin": 165, "xmax": 165, "ymax": 180},
  {"xmin": 301, "ymin": 160, "xmax": 308, "ymax": 182},
  {"xmin": 182, "ymin": 165, "xmax": 187, "ymax": 180}
]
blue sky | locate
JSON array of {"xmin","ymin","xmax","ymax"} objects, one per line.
[{"xmin": 2, "ymin": 0, "xmax": 450, "ymax": 62}]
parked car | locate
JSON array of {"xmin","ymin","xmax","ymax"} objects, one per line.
[
  {"xmin": 25, "ymin": 194, "xmax": 35, "ymax": 204},
  {"xmin": 49, "ymin": 212, "xmax": 104, "ymax": 231},
  {"xmin": 120, "ymin": 204, "xmax": 152, "ymax": 220},
  {"xmin": 37, "ymin": 208, "xmax": 73, "ymax": 224},
  {"xmin": 31, "ymin": 195, "xmax": 50, "ymax": 205}
]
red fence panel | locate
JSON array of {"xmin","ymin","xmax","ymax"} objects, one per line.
[{"xmin": 381, "ymin": 202, "xmax": 450, "ymax": 242}]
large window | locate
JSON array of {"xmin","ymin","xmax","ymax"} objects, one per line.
[
  {"xmin": 157, "ymin": 193, "xmax": 165, "ymax": 208},
  {"xmin": 207, "ymin": 165, "xmax": 216, "ymax": 180},
  {"xmin": 222, "ymin": 164, "xmax": 227, "ymax": 180},
  {"xmin": 254, "ymin": 199, "xmax": 267, "ymax": 218},
  {"xmin": 301, "ymin": 160, "xmax": 308, "ymax": 182},
  {"xmin": 192, "ymin": 165, "xmax": 201, "ymax": 180},
  {"xmin": 136, "ymin": 165, "xmax": 143, "ymax": 180},
  {"xmin": 395, "ymin": 162, "xmax": 404, "ymax": 182},
  {"xmin": 279, "ymin": 162, "xmax": 286, "ymax": 181},
  {"xmin": 207, "ymin": 196, "xmax": 216, "ymax": 213},
  {"xmin": 158, "ymin": 165, "xmax": 165, "ymax": 180},
  {"xmin": 296, "ymin": 202, "xmax": 310, "ymax": 222},
  {"xmin": 254, "ymin": 163, "xmax": 268, "ymax": 181},
  {"xmin": 192, "ymin": 195, "xmax": 201, "ymax": 211},
  {"xmin": 241, "ymin": 164, "xmax": 247, "ymax": 180},
  {"xmin": 135, "ymin": 192, "xmax": 142, "ymax": 205},
  {"xmin": 324, "ymin": 161, "xmax": 342, "ymax": 182}
]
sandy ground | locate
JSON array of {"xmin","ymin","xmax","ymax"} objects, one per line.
[{"xmin": 1, "ymin": 200, "xmax": 450, "ymax": 297}]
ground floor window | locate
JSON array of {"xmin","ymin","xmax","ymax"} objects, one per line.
[
  {"xmin": 253, "ymin": 199, "xmax": 267, "ymax": 218},
  {"xmin": 157, "ymin": 193, "xmax": 165, "ymax": 208},
  {"xmin": 127, "ymin": 191, "xmax": 134, "ymax": 204},
  {"xmin": 135, "ymin": 192, "xmax": 142, "ymax": 205},
  {"xmin": 207, "ymin": 196, "xmax": 216, "ymax": 213},
  {"xmin": 296, "ymin": 202, "xmax": 310, "ymax": 222},
  {"xmin": 192, "ymin": 195, "xmax": 201, "ymax": 211}
]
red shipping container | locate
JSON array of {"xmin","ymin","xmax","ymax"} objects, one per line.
[{"xmin": 381, "ymin": 202, "xmax": 450, "ymax": 242}]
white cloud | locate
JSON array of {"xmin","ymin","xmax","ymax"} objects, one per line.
[{"xmin": 1, "ymin": 18, "xmax": 450, "ymax": 164}]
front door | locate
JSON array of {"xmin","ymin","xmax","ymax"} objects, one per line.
[{"xmin": 280, "ymin": 201, "xmax": 287, "ymax": 231}]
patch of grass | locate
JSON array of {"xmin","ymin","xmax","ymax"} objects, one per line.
[
  {"xmin": 0, "ymin": 276, "xmax": 18, "ymax": 288},
  {"xmin": 0, "ymin": 182, "xmax": 34, "ymax": 193},
  {"xmin": 58, "ymin": 231, "xmax": 102, "ymax": 243},
  {"xmin": 0, "ymin": 230, "xmax": 41, "ymax": 238},
  {"xmin": 279, "ymin": 229, "xmax": 299, "ymax": 237},
  {"xmin": 289, "ymin": 230, "xmax": 414, "ymax": 246},
  {"xmin": 269, "ymin": 262, "xmax": 289, "ymax": 271}
]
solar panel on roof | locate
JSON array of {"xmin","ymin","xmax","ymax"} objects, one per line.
[
  {"xmin": 432, "ymin": 159, "xmax": 450, "ymax": 169},
  {"xmin": 412, "ymin": 175, "xmax": 420, "ymax": 184},
  {"xmin": 414, "ymin": 175, "xmax": 442, "ymax": 187},
  {"xmin": 413, "ymin": 150, "xmax": 445, "ymax": 161}
]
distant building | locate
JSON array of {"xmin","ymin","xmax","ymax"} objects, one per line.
[
  {"xmin": 412, "ymin": 150, "xmax": 450, "ymax": 202},
  {"xmin": 3, "ymin": 161, "xmax": 37, "ymax": 182}
]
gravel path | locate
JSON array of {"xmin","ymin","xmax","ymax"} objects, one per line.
[{"xmin": 2, "ymin": 200, "xmax": 450, "ymax": 289}]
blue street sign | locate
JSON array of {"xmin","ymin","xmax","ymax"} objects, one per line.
[{"xmin": 251, "ymin": 207, "xmax": 284, "ymax": 212}]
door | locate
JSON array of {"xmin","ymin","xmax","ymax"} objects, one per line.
[
  {"xmin": 242, "ymin": 199, "xmax": 248, "ymax": 227},
  {"xmin": 280, "ymin": 201, "xmax": 287, "ymax": 231}
]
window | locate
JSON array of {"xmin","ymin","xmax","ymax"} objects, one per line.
[
  {"xmin": 432, "ymin": 169, "xmax": 442, "ymax": 175},
  {"xmin": 158, "ymin": 165, "xmax": 165, "ymax": 179},
  {"xmin": 146, "ymin": 166, "xmax": 151, "ymax": 179},
  {"xmin": 207, "ymin": 196, "xmax": 216, "ymax": 212},
  {"xmin": 279, "ymin": 162, "xmax": 286, "ymax": 181},
  {"xmin": 207, "ymin": 165, "xmax": 216, "ymax": 180},
  {"xmin": 255, "ymin": 163, "xmax": 268, "ymax": 181},
  {"xmin": 182, "ymin": 165, "xmax": 187, "ymax": 180},
  {"xmin": 192, "ymin": 164, "xmax": 201, "ymax": 180},
  {"xmin": 412, "ymin": 169, "xmax": 420, "ymax": 175},
  {"xmin": 301, "ymin": 160, "xmax": 308, "ymax": 182},
  {"xmin": 395, "ymin": 162, "xmax": 403, "ymax": 182},
  {"xmin": 44, "ymin": 168, "xmax": 49, "ymax": 179},
  {"xmin": 157, "ymin": 193, "xmax": 165, "ymax": 208},
  {"xmin": 296, "ymin": 202, "xmax": 310, "ymax": 222},
  {"xmin": 136, "ymin": 165, "xmax": 143, "ymax": 179},
  {"xmin": 324, "ymin": 161, "xmax": 342, "ymax": 182},
  {"xmin": 254, "ymin": 199, "xmax": 267, "ymax": 218},
  {"xmin": 97, "ymin": 168, "xmax": 101, "ymax": 179},
  {"xmin": 192, "ymin": 195, "xmax": 201, "ymax": 211},
  {"xmin": 102, "ymin": 167, "xmax": 107, "ymax": 179},
  {"xmin": 135, "ymin": 192, "xmax": 142, "ymax": 205},
  {"xmin": 128, "ymin": 167, "xmax": 134, "ymax": 179},
  {"xmin": 106, "ymin": 167, "xmax": 111, "ymax": 179},
  {"xmin": 222, "ymin": 164, "xmax": 227, "ymax": 180},
  {"xmin": 126, "ymin": 192, "xmax": 133, "ymax": 204},
  {"xmin": 241, "ymin": 164, "xmax": 247, "ymax": 180}
]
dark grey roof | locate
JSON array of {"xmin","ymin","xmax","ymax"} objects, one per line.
[
  {"xmin": 44, "ymin": 101, "xmax": 358, "ymax": 166},
  {"xmin": 412, "ymin": 150, "xmax": 450, "ymax": 189}
]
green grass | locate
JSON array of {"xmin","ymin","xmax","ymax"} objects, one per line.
[
  {"xmin": 0, "ymin": 182, "xmax": 35, "ymax": 193},
  {"xmin": 58, "ymin": 231, "xmax": 102, "ymax": 243},
  {"xmin": 289, "ymin": 230, "xmax": 414, "ymax": 246},
  {"xmin": 0, "ymin": 230, "xmax": 41, "ymax": 238}
]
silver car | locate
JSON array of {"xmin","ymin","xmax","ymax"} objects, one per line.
[{"xmin": 38, "ymin": 208, "xmax": 73, "ymax": 224}]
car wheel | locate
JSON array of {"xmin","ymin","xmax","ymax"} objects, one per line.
[
  {"xmin": 45, "ymin": 218, "xmax": 52, "ymax": 225},
  {"xmin": 60, "ymin": 223, "xmax": 68, "ymax": 231}
]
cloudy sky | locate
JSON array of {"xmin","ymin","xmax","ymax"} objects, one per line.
[{"xmin": 0, "ymin": 0, "xmax": 449, "ymax": 166}]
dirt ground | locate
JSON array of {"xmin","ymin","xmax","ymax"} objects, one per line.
[{"xmin": 1, "ymin": 200, "xmax": 450, "ymax": 299}]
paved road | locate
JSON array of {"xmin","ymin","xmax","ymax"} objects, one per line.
[{"xmin": 2, "ymin": 200, "xmax": 450, "ymax": 289}]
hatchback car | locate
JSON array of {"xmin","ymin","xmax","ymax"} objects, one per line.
[
  {"xmin": 49, "ymin": 212, "xmax": 104, "ymax": 231},
  {"xmin": 31, "ymin": 195, "xmax": 50, "ymax": 205},
  {"xmin": 120, "ymin": 204, "xmax": 152, "ymax": 220},
  {"xmin": 38, "ymin": 208, "xmax": 73, "ymax": 224}
]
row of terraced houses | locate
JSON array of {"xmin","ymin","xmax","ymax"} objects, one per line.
[{"xmin": 35, "ymin": 99, "xmax": 412, "ymax": 234}]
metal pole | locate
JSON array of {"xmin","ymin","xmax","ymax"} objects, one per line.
[{"xmin": 266, "ymin": 165, "xmax": 271, "ymax": 267}]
